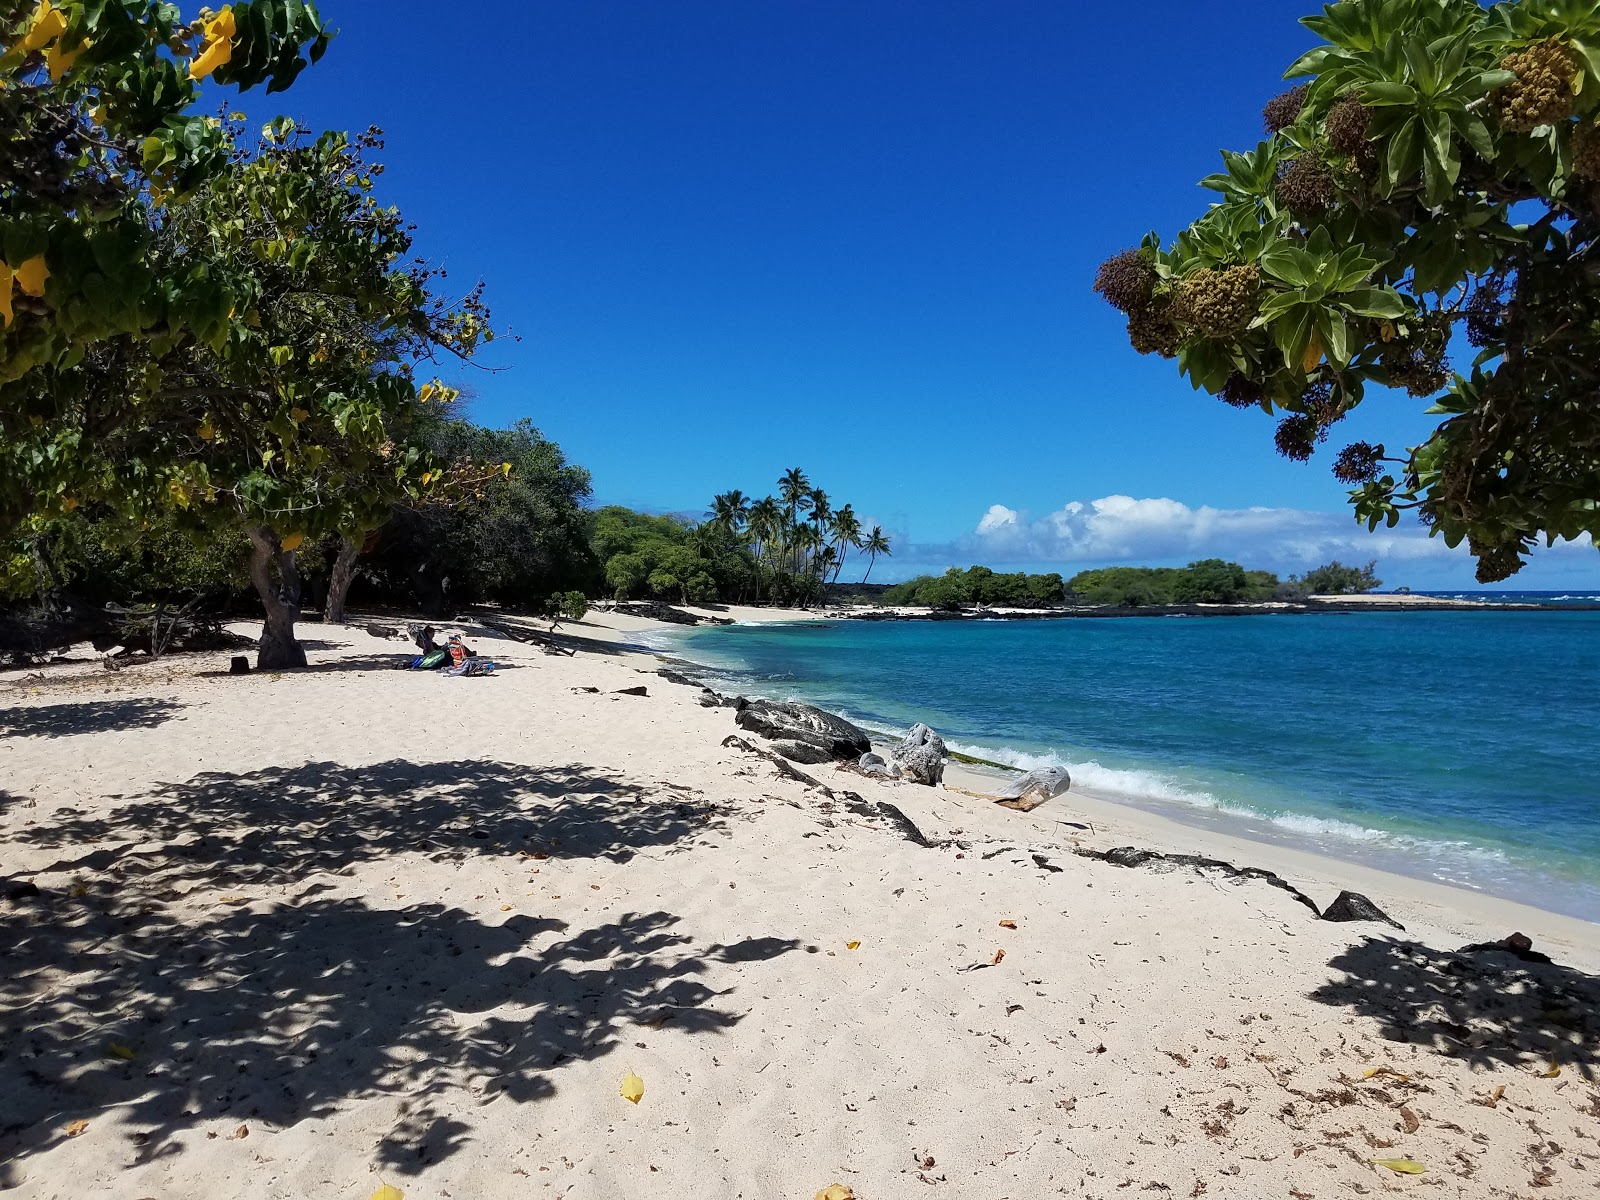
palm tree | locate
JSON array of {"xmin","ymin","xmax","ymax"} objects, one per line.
[
  {"xmin": 778, "ymin": 468, "xmax": 810, "ymax": 573},
  {"xmin": 748, "ymin": 496, "xmax": 783, "ymax": 604},
  {"xmin": 830, "ymin": 504, "xmax": 862, "ymax": 583},
  {"xmin": 861, "ymin": 526, "xmax": 891, "ymax": 583},
  {"xmin": 707, "ymin": 489, "xmax": 749, "ymax": 533}
]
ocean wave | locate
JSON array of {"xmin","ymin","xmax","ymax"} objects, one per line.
[{"xmin": 945, "ymin": 739, "xmax": 1512, "ymax": 866}]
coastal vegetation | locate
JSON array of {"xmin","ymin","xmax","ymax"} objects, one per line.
[
  {"xmin": 1094, "ymin": 0, "xmax": 1600, "ymax": 583},
  {"xmin": 594, "ymin": 470, "xmax": 891, "ymax": 608},
  {"xmin": 1293, "ymin": 558, "xmax": 1382, "ymax": 594},
  {"xmin": 1, "ymin": 1, "xmax": 508, "ymax": 666},
  {"xmin": 882, "ymin": 567, "xmax": 1067, "ymax": 610}
]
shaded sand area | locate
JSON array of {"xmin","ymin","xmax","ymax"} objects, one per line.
[{"xmin": 3, "ymin": 610, "xmax": 1598, "ymax": 1199}]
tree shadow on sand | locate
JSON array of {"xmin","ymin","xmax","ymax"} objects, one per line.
[
  {"xmin": 0, "ymin": 697, "xmax": 185, "ymax": 738},
  {"xmin": 18, "ymin": 759, "xmax": 714, "ymax": 884},
  {"xmin": 1309, "ymin": 936, "xmax": 1600, "ymax": 1081},
  {"xmin": 1, "ymin": 760, "xmax": 794, "ymax": 1180}
]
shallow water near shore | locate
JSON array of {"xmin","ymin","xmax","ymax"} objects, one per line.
[{"xmin": 666, "ymin": 609, "xmax": 1600, "ymax": 921}]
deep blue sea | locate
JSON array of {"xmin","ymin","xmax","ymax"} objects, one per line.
[{"xmin": 663, "ymin": 600, "xmax": 1600, "ymax": 921}]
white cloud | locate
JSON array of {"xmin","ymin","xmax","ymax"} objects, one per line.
[{"xmin": 858, "ymin": 495, "xmax": 1598, "ymax": 587}]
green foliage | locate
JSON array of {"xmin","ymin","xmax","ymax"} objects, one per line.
[
  {"xmin": 1295, "ymin": 558, "xmax": 1383, "ymax": 593},
  {"xmin": 555, "ymin": 590, "xmax": 589, "ymax": 622},
  {"xmin": 0, "ymin": 0, "xmax": 332, "ymax": 400},
  {"xmin": 364, "ymin": 419, "xmax": 595, "ymax": 611},
  {"xmin": 2, "ymin": 508, "xmax": 248, "ymax": 604},
  {"xmin": 1098, "ymin": 0, "xmax": 1600, "ymax": 581},
  {"xmin": 882, "ymin": 566, "xmax": 1067, "ymax": 609},
  {"xmin": 1069, "ymin": 561, "xmax": 1280, "ymax": 606}
]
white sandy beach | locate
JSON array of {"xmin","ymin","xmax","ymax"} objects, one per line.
[{"xmin": 3, "ymin": 607, "xmax": 1597, "ymax": 1199}]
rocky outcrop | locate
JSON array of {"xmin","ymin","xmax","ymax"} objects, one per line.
[
  {"xmin": 1320, "ymin": 890, "xmax": 1404, "ymax": 930},
  {"xmin": 992, "ymin": 766, "xmax": 1071, "ymax": 812},
  {"xmin": 733, "ymin": 700, "xmax": 872, "ymax": 765},
  {"xmin": 890, "ymin": 723, "xmax": 948, "ymax": 786}
]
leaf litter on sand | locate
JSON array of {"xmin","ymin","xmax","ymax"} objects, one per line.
[
  {"xmin": 64, "ymin": 1120, "xmax": 88, "ymax": 1137},
  {"xmin": 814, "ymin": 1187, "xmax": 854, "ymax": 1200},
  {"xmin": 845, "ymin": 940, "xmax": 861, "ymax": 950},
  {"xmin": 370, "ymin": 1186, "xmax": 404, "ymax": 1200}
]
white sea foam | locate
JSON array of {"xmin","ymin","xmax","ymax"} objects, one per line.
[{"xmin": 945, "ymin": 739, "xmax": 1515, "ymax": 867}]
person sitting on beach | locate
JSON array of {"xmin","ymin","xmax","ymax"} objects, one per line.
[{"xmin": 442, "ymin": 633, "xmax": 496, "ymax": 677}]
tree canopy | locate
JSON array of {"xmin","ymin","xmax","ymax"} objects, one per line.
[{"xmin": 1095, "ymin": 0, "xmax": 1600, "ymax": 582}]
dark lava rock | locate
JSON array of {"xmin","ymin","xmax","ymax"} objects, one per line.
[
  {"xmin": 734, "ymin": 700, "xmax": 872, "ymax": 764},
  {"xmin": 1320, "ymin": 890, "xmax": 1404, "ymax": 930}
]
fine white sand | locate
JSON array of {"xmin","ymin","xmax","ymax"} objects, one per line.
[{"xmin": 3, "ymin": 608, "xmax": 1597, "ymax": 1199}]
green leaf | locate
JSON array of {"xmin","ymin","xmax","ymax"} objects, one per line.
[
  {"xmin": 1363, "ymin": 81, "xmax": 1419, "ymax": 107},
  {"xmin": 1340, "ymin": 288, "xmax": 1409, "ymax": 319}
]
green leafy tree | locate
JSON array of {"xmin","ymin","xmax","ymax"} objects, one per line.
[
  {"xmin": 5, "ymin": 121, "xmax": 495, "ymax": 666},
  {"xmin": 1296, "ymin": 558, "xmax": 1383, "ymax": 593},
  {"xmin": 1095, "ymin": 0, "xmax": 1600, "ymax": 582},
  {"xmin": 1, "ymin": 0, "xmax": 330, "ymax": 425},
  {"xmin": 1170, "ymin": 558, "xmax": 1252, "ymax": 603}
]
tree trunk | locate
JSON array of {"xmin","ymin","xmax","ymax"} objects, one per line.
[
  {"xmin": 246, "ymin": 526, "xmax": 308, "ymax": 670},
  {"xmin": 323, "ymin": 536, "xmax": 360, "ymax": 625}
]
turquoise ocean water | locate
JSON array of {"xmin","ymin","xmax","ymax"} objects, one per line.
[{"xmin": 662, "ymin": 606, "xmax": 1600, "ymax": 921}]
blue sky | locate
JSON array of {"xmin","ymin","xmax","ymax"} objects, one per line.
[{"xmin": 264, "ymin": 0, "xmax": 1598, "ymax": 588}]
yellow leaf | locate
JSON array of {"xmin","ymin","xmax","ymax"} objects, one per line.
[
  {"xmin": 68, "ymin": 883, "xmax": 88, "ymax": 897},
  {"xmin": 845, "ymin": 940, "xmax": 861, "ymax": 950},
  {"xmin": 1301, "ymin": 332, "xmax": 1323, "ymax": 374},
  {"xmin": 620, "ymin": 1070, "xmax": 644, "ymax": 1104},
  {"xmin": 814, "ymin": 1186, "xmax": 855, "ymax": 1200},
  {"xmin": 0, "ymin": 262, "xmax": 13, "ymax": 328},
  {"xmin": 289, "ymin": 407, "xmax": 309, "ymax": 424},
  {"xmin": 418, "ymin": 383, "xmax": 434, "ymax": 402},
  {"xmin": 204, "ymin": 6, "xmax": 237, "ymax": 40},
  {"xmin": 501, "ymin": 461, "xmax": 512, "ymax": 477},
  {"xmin": 1379, "ymin": 320, "xmax": 1396, "ymax": 343},
  {"xmin": 14, "ymin": 254, "xmax": 48, "ymax": 297},
  {"xmin": 64, "ymin": 1119, "xmax": 89, "ymax": 1137},
  {"xmin": 107, "ymin": 1043, "xmax": 136, "ymax": 1060},
  {"xmin": 1540, "ymin": 1062, "xmax": 1561, "ymax": 1078},
  {"xmin": 1370, "ymin": 1158, "xmax": 1425, "ymax": 1175},
  {"xmin": 279, "ymin": 532, "xmax": 305, "ymax": 553},
  {"xmin": 189, "ymin": 34, "xmax": 232, "ymax": 80},
  {"xmin": 21, "ymin": 1, "xmax": 66, "ymax": 53},
  {"xmin": 61, "ymin": 496, "xmax": 78, "ymax": 512},
  {"xmin": 198, "ymin": 419, "xmax": 216, "ymax": 441},
  {"xmin": 91, "ymin": 104, "xmax": 106, "ymax": 125},
  {"xmin": 370, "ymin": 1185, "xmax": 404, "ymax": 1200},
  {"xmin": 46, "ymin": 35, "xmax": 87, "ymax": 81}
]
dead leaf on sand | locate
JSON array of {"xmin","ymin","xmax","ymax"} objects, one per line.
[
  {"xmin": 370, "ymin": 1186, "xmax": 404, "ymax": 1200},
  {"xmin": 814, "ymin": 1186, "xmax": 854, "ymax": 1200},
  {"xmin": 1362, "ymin": 1066, "xmax": 1410, "ymax": 1082},
  {"xmin": 1471, "ymin": 1084, "xmax": 1507, "ymax": 1108},
  {"xmin": 1539, "ymin": 1061, "xmax": 1562, "ymax": 1078},
  {"xmin": 845, "ymin": 940, "xmax": 861, "ymax": 950},
  {"xmin": 64, "ymin": 1120, "xmax": 88, "ymax": 1137},
  {"xmin": 991, "ymin": 948, "xmax": 1006, "ymax": 965},
  {"xmin": 1212, "ymin": 1056, "xmax": 1229, "ymax": 1069},
  {"xmin": 1398, "ymin": 1106, "xmax": 1420, "ymax": 1134},
  {"xmin": 230, "ymin": 1124, "xmax": 248, "ymax": 1139},
  {"xmin": 106, "ymin": 1043, "xmax": 136, "ymax": 1061},
  {"xmin": 999, "ymin": 920, "xmax": 1018, "ymax": 930},
  {"xmin": 1163, "ymin": 1051, "xmax": 1192, "ymax": 1069}
]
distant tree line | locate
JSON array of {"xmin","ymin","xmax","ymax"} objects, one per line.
[{"xmin": 874, "ymin": 557, "xmax": 1383, "ymax": 611}]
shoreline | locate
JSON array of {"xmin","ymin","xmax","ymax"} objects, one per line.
[
  {"xmin": 831, "ymin": 595, "xmax": 1596, "ymax": 621},
  {"xmin": 645, "ymin": 606, "xmax": 1600, "ymax": 935}
]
